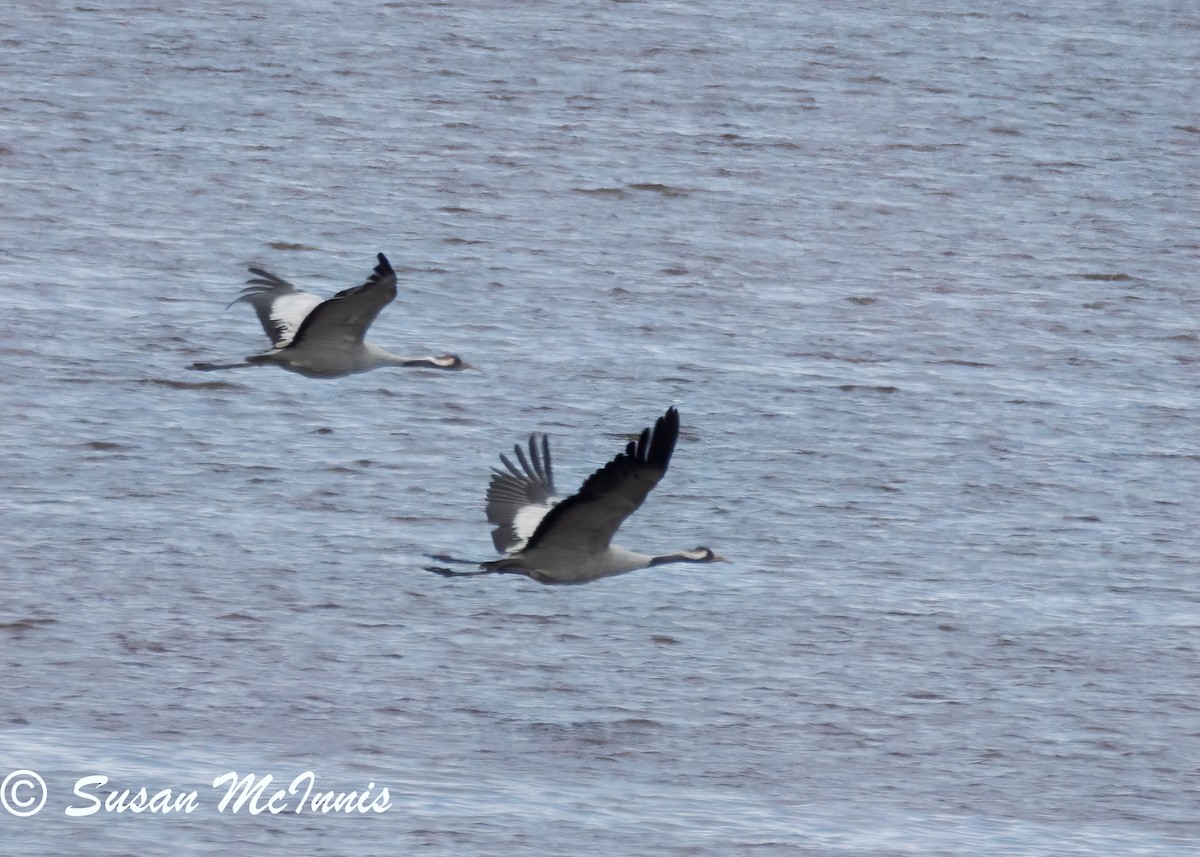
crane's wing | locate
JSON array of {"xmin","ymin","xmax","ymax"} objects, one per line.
[
  {"xmin": 522, "ymin": 407, "xmax": 680, "ymax": 556},
  {"xmin": 486, "ymin": 433, "xmax": 559, "ymax": 554},
  {"xmin": 287, "ymin": 253, "xmax": 398, "ymax": 349},
  {"xmin": 230, "ymin": 268, "xmax": 324, "ymax": 348}
]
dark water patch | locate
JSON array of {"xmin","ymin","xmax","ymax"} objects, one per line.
[
  {"xmin": 352, "ymin": 620, "xmax": 409, "ymax": 631},
  {"xmin": 114, "ymin": 634, "xmax": 168, "ymax": 654},
  {"xmin": 719, "ymin": 133, "xmax": 812, "ymax": 148},
  {"xmin": 930, "ymin": 359, "xmax": 997, "ymax": 368},
  {"xmin": 179, "ymin": 65, "xmax": 251, "ymax": 74},
  {"xmin": 573, "ymin": 186, "xmax": 627, "ymax": 198},
  {"xmin": 140, "ymin": 377, "xmax": 244, "ymax": 391},
  {"xmin": 0, "ymin": 618, "xmax": 59, "ymax": 634},
  {"xmin": 80, "ymin": 440, "xmax": 131, "ymax": 451},
  {"xmin": 884, "ymin": 142, "xmax": 946, "ymax": 152},
  {"xmin": 1075, "ymin": 273, "xmax": 1137, "ymax": 282},
  {"xmin": 627, "ymin": 182, "xmax": 691, "ymax": 197},
  {"xmin": 216, "ymin": 612, "xmax": 261, "ymax": 622},
  {"xmin": 266, "ymin": 241, "xmax": 319, "ymax": 251},
  {"xmin": 468, "ymin": 611, "xmax": 564, "ymax": 625},
  {"xmin": 803, "ymin": 350, "xmax": 890, "ymax": 364},
  {"xmin": 837, "ymin": 384, "xmax": 900, "ymax": 394}
]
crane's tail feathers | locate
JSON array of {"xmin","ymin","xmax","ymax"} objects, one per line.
[
  {"xmin": 424, "ymin": 553, "xmax": 510, "ymax": 578},
  {"xmin": 425, "ymin": 552, "xmax": 479, "ymax": 565},
  {"xmin": 188, "ymin": 360, "xmax": 254, "ymax": 371},
  {"xmin": 425, "ymin": 566, "xmax": 503, "ymax": 578}
]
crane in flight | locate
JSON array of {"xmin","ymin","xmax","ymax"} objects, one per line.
[
  {"xmin": 189, "ymin": 253, "xmax": 468, "ymax": 378},
  {"xmin": 428, "ymin": 407, "xmax": 725, "ymax": 584}
]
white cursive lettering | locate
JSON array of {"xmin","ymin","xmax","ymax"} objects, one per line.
[
  {"xmin": 212, "ymin": 772, "xmax": 290, "ymax": 815},
  {"xmin": 211, "ymin": 771, "xmax": 391, "ymax": 814},
  {"xmin": 65, "ymin": 775, "xmax": 198, "ymax": 816}
]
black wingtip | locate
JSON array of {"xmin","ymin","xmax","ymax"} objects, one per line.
[
  {"xmin": 638, "ymin": 406, "xmax": 680, "ymax": 470},
  {"xmin": 662, "ymin": 407, "xmax": 680, "ymax": 438},
  {"xmin": 375, "ymin": 252, "xmax": 393, "ymax": 275}
]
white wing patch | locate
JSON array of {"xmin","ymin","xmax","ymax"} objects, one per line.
[
  {"xmin": 230, "ymin": 268, "xmax": 326, "ymax": 349},
  {"xmin": 485, "ymin": 433, "xmax": 558, "ymax": 555},
  {"xmin": 510, "ymin": 502, "xmax": 556, "ymax": 554},
  {"xmin": 267, "ymin": 291, "xmax": 323, "ymax": 347}
]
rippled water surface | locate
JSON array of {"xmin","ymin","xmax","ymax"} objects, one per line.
[{"xmin": 2, "ymin": 1, "xmax": 1198, "ymax": 853}]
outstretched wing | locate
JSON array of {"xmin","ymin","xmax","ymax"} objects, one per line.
[
  {"xmin": 230, "ymin": 268, "xmax": 324, "ymax": 348},
  {"xmin": 522, "ymin": 407, "xmax": 680, "ymax": 556},
  {"xmin": 287, "ymin": 253, "xmax": 398, "ymax": 349},
  {"xmin": 486, "ymin": 433, "xmax": 559, "ymax": 554}
]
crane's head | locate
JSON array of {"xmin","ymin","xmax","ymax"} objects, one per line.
[
  {"xmin": 432, "ymin": 354, "xmax": 471, "ymax": 371},
  {"xmin": 680, "ymin": 547, "xmax": 728, "ymax": 563}
]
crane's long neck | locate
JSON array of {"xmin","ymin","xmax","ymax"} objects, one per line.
[
  {"xmin": 364, "ymin": 343, "xmax": 414, "ymax": 366},
  {"xmin": 648, "ymin": 553, "xmax": 689, "ymax": 567},
  {"xmin": 385, "ymin": 354, "xmax": 441, "ymax": 368},
  {"xmin": 648, "ymin": 550, "xmax": 711, "ymax": 567},
  {"xmin": 367, "ymin": 343, "xmax": 462, "ymax": 370}
]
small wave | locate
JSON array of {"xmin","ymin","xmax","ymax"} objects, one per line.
[
  {"xmin": 139, "ymin": 378, "xmax": 244, "ymax": 391},
  {"xmin": 0, "ymin": 617, "xmax": 59, "ymax": 634},
  {"xmin": 266, "ymin": 241, "xmax": 319, "ymax": 251}
]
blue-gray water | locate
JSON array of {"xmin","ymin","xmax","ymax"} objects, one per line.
[{"xmin": 2, "ymin": 1, "xmax": 1197, "ymax": 853}]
